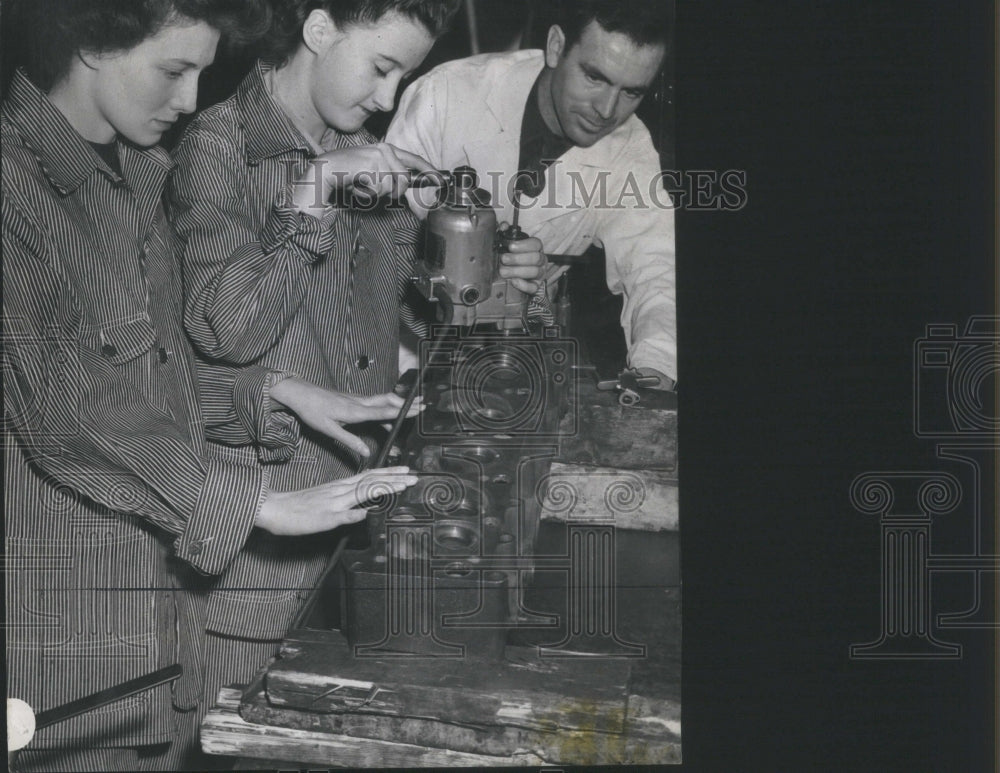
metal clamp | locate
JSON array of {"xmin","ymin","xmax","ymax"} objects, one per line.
[{"xmin": 596, "ymin": 368, "xmax": 662, "ymax": 407}]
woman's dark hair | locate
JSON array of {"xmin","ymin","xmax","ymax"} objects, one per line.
[
  {"xmin": 263, "ymin": 0, "xmax": 461, "ymax": 67},
  {"xmin": 556, "ymin": 0, "xmax": 674, "ymax": 52},
  {"xmin": 5, "ymin": 0, "xmax": 271, "ymax": 91}
]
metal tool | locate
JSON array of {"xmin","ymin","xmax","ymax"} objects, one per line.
[
  {"xmin": 33, "ymin": 665, "xmax": 183, "ymax": 730},
  {"xmin": 348, "ymin": 169, "xmax": 451, "ymax": 204},
  {"xmin": 8, "ymin": 665, "xmax": 182, "ymax": 769},
  {"xmin": 597, "ymin": 368, "xmax": 664, "ymax": 407},
  {"xmin": 405, "ymin": 168, "xmax": 453, "ymax": 188},
  {"xmin": 334, "ymin": 168, "xmax": 577, "ymax": 660},
  {"xmin": 411, "ymin": 165, "xmax": 530, "ymax": 331}
]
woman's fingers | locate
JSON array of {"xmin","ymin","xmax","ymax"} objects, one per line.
[
  {"xmin": 255, "ymin": 468, "xmax": 418, "ymax": 536},
  {"xmin": 337, "ymin": 467, "xmax": 419, "ymax": 507},
  {"xmin": 324, "ymin": 423, "xmax": 372, "ymax": 458}
]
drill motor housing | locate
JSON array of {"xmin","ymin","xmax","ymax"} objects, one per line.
[{"xmin": 413, "ymin": 166, "xmax": 528, "ymax": 330}]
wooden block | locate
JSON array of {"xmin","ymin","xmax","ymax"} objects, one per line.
[
  {"xmin": 236, "ymin": 681, "xmax": 682, "ymax": 766},
  {"xmin": 540, "ymin": 462, "xmax": 679, "ymax": 531},
  {"xmin": 264, "ymin": 637, "xmax": 630, "ymax": 735},
  {"xmin": 203, "ymin": 687, "xmax": 543, "ymax": 768},
  {"xmin": 558, "ymin": 385, "xmax": 677, "ymax": 471}
]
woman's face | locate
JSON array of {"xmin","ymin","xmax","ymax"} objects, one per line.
[
  {"xmin": 86, "ymin": 18, "xmax": 219, "ymax": 145},
  {"xmin": 307, "ymin": 11, "xmax": 435, "ymax": 133}
]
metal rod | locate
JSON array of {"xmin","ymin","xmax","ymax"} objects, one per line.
[
  {"xmin": 34, "ymin": 664, "xmax": 182, "ymax": 730},
  {"xmin": 511, "ymin": 191, "xmax": 522, "ymax": 231},
  {"xmin": 367, "ymin": 286, "xmax": 456, "ymax": 472},
  {"xmin": 368, "ymin": 335, "xmax": 449, "ymax": 471},
  {"xmin": 370, "ymin": 380, "xmax": 421, "ymax": 470},
  {"xmin": 406, "ymin": 169, "xmax": 452, "ymax": 188}
]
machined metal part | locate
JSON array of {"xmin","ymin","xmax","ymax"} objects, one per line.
[
  {"xmin": 340, "ymin": 326, "xmax": 574, "ymax": 659},
  {"xmin": 411, "ymin": 166, "xmax": 528, "ymax": 330},
  {"xmin": 596, "ymin": 367, "xmax": 665, "ymax": 407}
]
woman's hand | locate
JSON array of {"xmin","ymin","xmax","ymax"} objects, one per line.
[
  {"xmin": 256, "ymin": 467, "xmax": 418, "ymax": 536},
  {"xmin": 271, "ymin": 377, "xmax": 423, "ymax": 458},
  {"xmin": 291, "ymin": 143, "xmax": 438, "ymax": 211}
]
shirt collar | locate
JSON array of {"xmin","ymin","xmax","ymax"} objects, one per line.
[
  {"xmin": 2, "ymin": 69, "xmax": 173, "ymax": 195},
  {"xmin": 237, "ymin": 61, "xmax": 318, "ymax": 163},
  {"xmin": 519, "ymin": 73, "xmax": 573, "ymax": 163}
]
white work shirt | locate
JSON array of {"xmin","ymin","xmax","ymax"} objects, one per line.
[{"xmin": 386, "ymin": 49, "xmax": 677, "ymax": 381}]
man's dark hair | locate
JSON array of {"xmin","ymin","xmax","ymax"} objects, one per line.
[
  {"xmin": 263, "ymin": 0, "xmax": 461, "ymax": 67},
  {"xmin": 5, "ymin": 0, "xmax": 271, "ymax": 91},
  {"xmin": 556, "ymin": 0, "xmax": 673, "ymax": 52}
]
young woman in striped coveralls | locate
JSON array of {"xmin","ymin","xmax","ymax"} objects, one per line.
[
  {"xmin": 165, "ymin": 0, "xmax": 551, "ymax": 741},
  {"xmin": 2, "ymin": 1, "xmax": 420, "ymax": 769}
]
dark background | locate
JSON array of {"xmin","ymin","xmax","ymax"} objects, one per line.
[
  {"xmin": 675, "ymin": 2, "xmax": 996, "ymax": 771},
  {"xmin": 2, "ymin": 1, "xmax": 996, "ymax": 770}
]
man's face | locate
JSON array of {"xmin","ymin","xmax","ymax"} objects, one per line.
[
  {"xmin": 88, "ymin": 19, "xmax": 219, "ymax": 146},
  {"xmin": 544, "ymin": 20, "xmax": 666, "ymax": 148},
  {"xmin": 309, "ymin": 11, "xmax": 435, "ymax": 134}
]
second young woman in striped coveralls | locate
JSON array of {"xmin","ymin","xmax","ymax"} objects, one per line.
[{"xmin": 166, "ymin": 0, "xmax": 549, "ymax": 703}]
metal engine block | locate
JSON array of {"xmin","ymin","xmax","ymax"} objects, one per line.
[{"xmin": 340, "ymin": 325, "xmax": 574, "ymax": 659}]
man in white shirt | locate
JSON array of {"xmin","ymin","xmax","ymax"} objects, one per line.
[{"xmin": 387, "ymin": 0, "xmax": 676, "ymax": 388}]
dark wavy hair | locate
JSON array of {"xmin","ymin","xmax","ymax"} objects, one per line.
[
  {"xmin": 262, "ymin": 0, "xmax": 461, "ymax": 66},
  {"xmin": 5, "ymin": 0, "xmax": 271, "ymax": 91},
  {"xmin": 557, "ymin": 0, "xmax": 674, "ymax": 52}
]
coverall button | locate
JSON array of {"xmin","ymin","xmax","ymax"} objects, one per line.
[
  {"xmin": 356, "ymin": 355, "xmax": 370, "ymax": 370},
  {"xmin": 101, "ymin": 344, "xmax": 117, "ymax": 358}
]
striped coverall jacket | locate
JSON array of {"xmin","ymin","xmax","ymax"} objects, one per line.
[
  {"xmin": 167, "ymin": 61, "xmax": 422, "ymax": 640},
  {"xmin": 1, "ymin": 71, "xmax": 298, "ymax": 749}
]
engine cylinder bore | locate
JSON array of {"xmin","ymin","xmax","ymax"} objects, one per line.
[
  {"xmin": 440, "ymin": 443, "xmax": 502, "ymax": 474},
  {"xmin": 433, "ymin": 519, "xmax": 481, "ymax": 553},
  {"xmin": 388, "ymin": 506, "xmax": 425, "ymax": 523},
  {"xmin": 416, "ymin": 445, "xmax": 444, "ymax": 472},
  {"xmin": 447, "ymin": 344, "xmax": 546, "ymax": 431},
  {"xmin": 400, "ymin": 474, "xmax": 488, "ymax": 519},
  {"xmin": 477, "ymin": 346, "xmax": 525, "ymax": 379},
  {"xmin": 436, "ymin": 389, "xmax": 514, "ymax": 423}
]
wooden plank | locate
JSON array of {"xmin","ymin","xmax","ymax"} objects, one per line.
[
  {"xmin": 627, "ymin": 693, "xmax": 682, "ymax": 740},
  {"xmin": 203, "ymin": 687, "xmax": 544, "ymax": 768},
  {"xmin": 540, "ymin": 463, "xmax": 679, "ymax": 531},
  {"xmin": 558, "ymin": 385, "xmax": 677, "ymax": 471},
  {"xmin": 265, "ymin": 638, "xmax": 631, "ymax": 734},
  {"xmin": 235, "ymin": 684, "xmax": 682, "ymax": 766}
]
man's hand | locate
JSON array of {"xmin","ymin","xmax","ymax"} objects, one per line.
[
  {"xmin": 636, "ymin": 367, "xmax": 676, "ymax": 392},
  {"xmin": 271, "ymin": 377, "xmax": 424, "ymax": 458},
  {"xmin": 497, "ymin": 222, "xmax": 549, "ymax": 294},
  {"xmin": 256, "ymin": 467, "xmax": 419, "ymax": 536},
  {"xmin": 291, "ymin": 143, "xmax": 438, "ymax": 213}
]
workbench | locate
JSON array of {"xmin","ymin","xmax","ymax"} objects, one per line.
[{"xmin": 201, "ymin": 379, "xmax": 680, "ymax": 767}]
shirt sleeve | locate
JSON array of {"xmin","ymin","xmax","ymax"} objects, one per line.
[
  {"xmin": 386, "ymin": 75, "xmax": 446, "ymax": 222},
  {"xmin": 197, "ymin": 361, "xmax": 301, "ymax": 462},
  {"xmin": 595, "ymin": 133, "xmax": 678, "ymax": 382},
  {"xmin": 2, "ymin": 194, "xmax": 264, "ymax": 576},
  {"xmin": 167, "ymin": 125, "xmax": 338, "ymax": 364}
]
